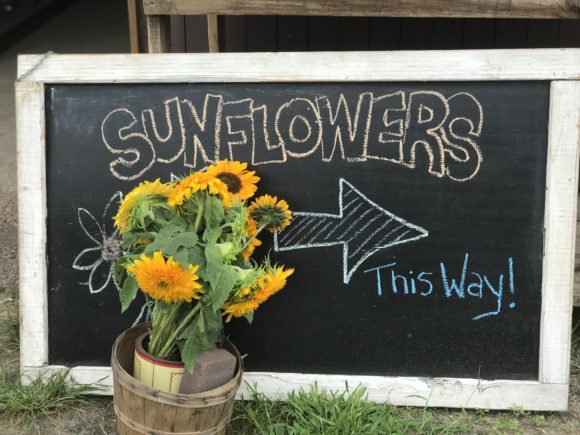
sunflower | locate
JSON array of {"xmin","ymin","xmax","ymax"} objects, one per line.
[
  {"xmin": 168, "ymin": 171, "xmax": 232, "ymax": 208},
  {"xmin": 206, "ymin": 160, "xmax": 260, "ymax": 200},
  {"xmin": 222, "ymin": 265, "xmax": 293, "ymax": 322},
  {"xmin": 242, "ymin": 218, "xmax": 262, "ymax": 262},
  {"xmin": 127, "ymin": 251, "xmax": 203, "ymax": 303},
  {"xmin": 114, "ymin": 179, "xmax": 173, "ymax": 234},
  {"xmin": 248, "ymin": 195, "xmax": 292, "ymax": 233},
  {"xmin": 252, "ymin": 265, "xmax": 294, "ymax": 304},
  {"xmin": 222, "ymin": 299, "xmax": 260, "ymax": 323}
]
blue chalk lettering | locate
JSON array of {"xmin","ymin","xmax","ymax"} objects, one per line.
[
  {"xmin": 467, "ymin": 272, "xmax": 483, "ymax": 298},
  {"xmin": 472, "ymin": 274, "xmax": 504, "ymax": 320},
  {"xmin": 417, "ymin": 272, "xmax": 433, "ymax": 296},
  {"xmin": 409, "ymin": 271, "xmax": 417, "ymax": 294},
  {"xmin": 364, "ymin": 262, "xmax": 396, "ymax": 297},
  {"xmin": 509, "ymin": 302, "xmax": 516, "ymax": 309},
  {"xmin": 440, "ymin": 253, "xmax": 469, "ymax": 298},
  {"xmin": 508, "ymin": 257, "xmax": 515, "ymax": 294},
  {"xmin": 391, "ymin": 270, "xmax": 409, "ymax": 295}
]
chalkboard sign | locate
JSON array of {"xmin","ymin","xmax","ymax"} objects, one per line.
[{"xmin": 16, "ymin": 51, "xmax": 580, "ymax": 410}]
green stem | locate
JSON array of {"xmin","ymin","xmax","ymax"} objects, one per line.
[
  {"xmin": 240, "ymin": 224, "xmax": 268, "ymax": 251},
  {"xmin": 157, "ymin": 303, "xmax": 202, "ymax": 358},
  {"xmin": 149, "ymin": 301, "xmax": 182, "ymax": 355},
  {"xmin": 192, "ymin": 200, "xmax": 204, "ymax": 234},
  {"xmin": 144, "ymin": 294, "xmax": 154, "ymax": 323}
]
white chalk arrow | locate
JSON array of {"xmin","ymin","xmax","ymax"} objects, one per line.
[{"xmin": 273, "ymin": 178, "xmax": 429, "ymax": 284}]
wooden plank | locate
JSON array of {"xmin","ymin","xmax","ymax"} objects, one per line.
[
  {"xmin": 559, "ymin": 19, "xmax": 580, "ymax": 47},
  {"xmin": 369, "ymin": 18, "xmax": 401, "ymax": 51},
  {"xmin": 222, "ymin": 16, "xmax": 246, "ymax": 52},
  {"xmin": 16, "ymin": 81, "xmax": 48, "ymax": 374},
  {"xmin": 495, "ymin": 19, "xmax": 529, "ymax": 48},
  {"xmin": 527, "ymin": 20, "xmax": 560, "ymax": 48},
  {"xmin": 399, "ymin": 18, "xmax": 433, "ymax": 50},
  {"xmin": 462, "ymin": 19, "xmax": 496, "ymax": 48},
  {"xmin": 17, "ymin": 50, "xmax": 580, "ymax": 83},
  {"xmin": 277, "ymin": 16, "xmax": 308, "ymax": 51},
  {"xmin": 127, "ymin": 0, "xmax": 140, "ymax": 53},
  {"xmin": 146, "ymin": 15, "xmax": 171, "ymax": 53},
  {"xmin": 207, "ymin": 14, "xmax": 219, "ymax": 53},
  {"xmin": 170, "ymin": 15, "xmax": 185, "ymax": 53},
  {"xmin": 20, "ymin": 365, "xmax": 570, "ymax": 410},
  {"xmin": 184, "ymin": 15, "xmax": 208, "ymax": 53},
  {"xmin": 539, "ymin": 81, "xmax": 580, "ymax": 383},
  {"xmin": 246, "ymin": 16, "xmax": 277, "ymax": 51},
  {"xmin": 142, "ymin": 0, "xmax": 580, "ymax": 19},
  {"xmin": 307, "ymin": 17, "xmax": 339, "ymax": 51},
  {"xmin": 338, "ymin": 17, "xmax": 369, "ymax": 50},
  {"xmin": 431, "ymin": 19, "xmax": 464, "ymax": 50}
]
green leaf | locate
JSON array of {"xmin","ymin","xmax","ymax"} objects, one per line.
[
  {"xmin": 145, "ymin": 225, "xmax": 198, "ymax": 256},
  {"xmin": 204, "ymin": 196, "xmax": 224, "ymax": 228},
  {"xmin": 173, "ymin": 246, "xmax": 190, "ymax": 269},
  {"xmin": 119, "ymin": 275, "xmax": 138, "ymax": 313},
  {"xmin": 206, "ymin": 265, "xmax": 238, "ymax": 312},
  {"xmin": 244, "ymin": 311, "xmax": 254, "ymax": 324},
  {"xmin": 168, "ymin": 233, "xmax": 198, "ymax": 254},
  {"xmin": 113, "ymin": 259, "xmax": 127, "ymax": 284},
  {"xmin": 181, "ymin": 326, "xmax": 212, "ymax": 373},
  {"xmin": 203, "ymin": 226, "xmax": 222, "ymax": 245},
  {"xmin": 202, "ymin": 305, "xmax": 223, "ymax": 331},
  {"xmin": 205, "ymin": 244, "xmax": 223, "ymax": 266}
]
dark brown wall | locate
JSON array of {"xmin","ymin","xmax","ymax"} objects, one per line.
[{"xmin": 169, "ymin": 16, "xmax": 580, "ymax": 53}]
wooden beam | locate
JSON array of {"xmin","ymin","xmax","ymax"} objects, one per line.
[
  {"xmin": 127, "ymin": 0, "xmax": 140, "ymax": 53},
  {"xmin": 146, "ymin": 15, "xmax": 171, "ymax": 53},
  {"xmin": 142, "ymin": 0, "xmax": 580, "ymax": 19},
  {"xmin": 16, "ymin": 50, "xmax": 580, "ymax": 83},
  {"xmin": 207, "ymin": 14, "xmax": 219, "ymax": 52}
]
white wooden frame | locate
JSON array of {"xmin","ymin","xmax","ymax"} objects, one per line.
[{"xmin": 16, "ymin": 50, "xmax": 580, "ymax": 410}]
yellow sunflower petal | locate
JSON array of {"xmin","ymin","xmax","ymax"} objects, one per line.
[
  {"xmin": 168, "ymin": 171, "xmax": 233, "ymax": 208},
  {"xmin": 114, "ymin": 179, "xmax": 173, "ymax": 233},
  {"xmin": 127, "ymin": 251, "xmax": 203, "ymax": 303},
  {"xmin": 206, "ymin": 159, "xmax": 260, "ymax": 201},
  {"xmin": 222, "ymin": 299, "xmax": 260, "ymax": 322},
  {"xmin": 252, "ymin": 266, "xmax": 294, "ymax": 304}
]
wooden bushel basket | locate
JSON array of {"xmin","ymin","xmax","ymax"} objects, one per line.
[{"xmin": 111, "ymin": 323, "xmax": 243, "ymax": 435}]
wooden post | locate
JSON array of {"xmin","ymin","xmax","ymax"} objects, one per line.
[
  {"xmin": 207, "ymin": 14, "xmax": 220, "ymax": 52},
  {"xmin": 146, "ymin": 15, "xmax": 172, "ymax": 53}
]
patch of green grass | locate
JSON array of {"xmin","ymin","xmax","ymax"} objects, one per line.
[
  {"xmin": 230, "ymin": 383, "xmax": 474, "ymax": 434},
  {"xmin": 0, "ymin": 370, "xmax": 102, "ymax": 429},
  {"xmin": 0, "ymin": 287, "xmax": 18, "ymax": 301},
  {"xmin": 0, "ymin": 312, "xmax": 19, "ymax": 354}
]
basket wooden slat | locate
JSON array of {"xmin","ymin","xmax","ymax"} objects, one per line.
[{"xmin": 112, "ymin": 323, "xmax": 242, "ymax": 434}]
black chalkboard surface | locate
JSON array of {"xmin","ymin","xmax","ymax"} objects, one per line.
[{"xmin": 45, "ymin": 82, "xmax": 548, "ymax": 381}]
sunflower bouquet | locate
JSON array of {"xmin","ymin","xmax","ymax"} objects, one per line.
[{"xmin": 113, "ymin": 160, "xmax": 293, "ymax": 373}]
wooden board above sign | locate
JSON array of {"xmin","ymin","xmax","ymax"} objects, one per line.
[{"xmin": 16, "ymin": 50, "xmax": 580, "ymax": 410}]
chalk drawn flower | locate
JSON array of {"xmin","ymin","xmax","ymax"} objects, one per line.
[{"xmin": 72, "ymin": 192, "xmax": 124, "ymax": 293}]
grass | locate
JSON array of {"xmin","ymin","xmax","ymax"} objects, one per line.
[
  {"xmin": 0, "ymin": 311, "xmax": 18, "ymax": 354},
  {"xmin": 0, "ymin": 370, "xmax": 102, "ymax": 429},
  {"xmin": 230, "ymin": 383, "xmax": 474, "ymax": 434}
]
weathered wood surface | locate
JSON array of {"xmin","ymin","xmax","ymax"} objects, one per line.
[
  {"xmin": 16, "ymin": 50, "xmax": 580, "ymax": 83},
  {"xmin": 143, "ymin": 0, "xmax": 580, "ymax": 19},
  {"xmin": 16, "ymin": 81, "xmax": 49, "ymax": 375},
  {"xmin": 112, "ymin": 324, "xmax": 241, "ymax": 434},
  {"xmin": 539, "ymin": 81, "xmax": 580, "ymax": 383},
  {"xmin": 146, "ymin": 14, "xmax": 171, "ymax": 53}
]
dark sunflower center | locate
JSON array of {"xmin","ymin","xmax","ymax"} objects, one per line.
[
  {"xmin": 217, "ymin": 172, "xmax": 242, "ymax": 194},
  {"xmin": 158, "ymin": 280, "xmax": 170, "ymax": 288}
]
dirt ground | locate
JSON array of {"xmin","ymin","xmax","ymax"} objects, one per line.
[{"xmin": 0, "ymin": 190, "xmax": 578, "ymax": 434}]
